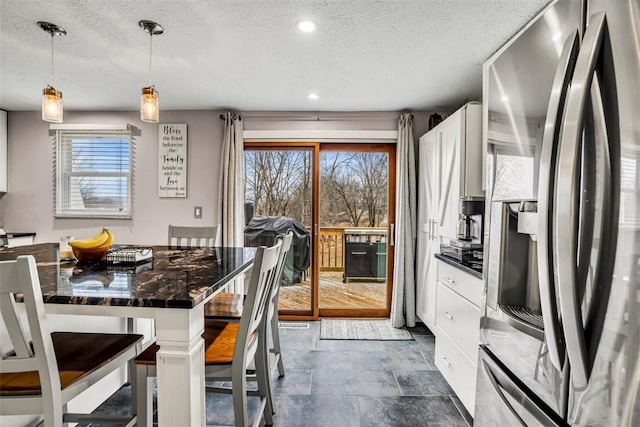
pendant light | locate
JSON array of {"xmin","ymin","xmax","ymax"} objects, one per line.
[
  {"xmin": 139, "ymin": 20, "xmax": 163, "ymax": 123},
  {"xmin": 38, "ymin": 21, "xmax": 66, "ymax": 123}
]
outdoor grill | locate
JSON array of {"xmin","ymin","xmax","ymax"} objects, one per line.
[
  {"xmin": 342, "ymin": 228, "xmax": 387, "ymax": 283},
  {"xmin": 244, "ymin": 216, "xmax": 310, "ymax": 285}
]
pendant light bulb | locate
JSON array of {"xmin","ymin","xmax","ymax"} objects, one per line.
[
  {"xmin": 141, "ymin": 86, "xmax": 159, "ymax": 123},
  {"xmin": 139, "ymin": 20, "xmax": 163, "ymax": 123},
  {"xmin": 38, "ymin": 22, "xmax": 66, "ymax": 123},
  {"xmin": 42, "ymin": 85, "xmax": 63, "ymax": 123}
]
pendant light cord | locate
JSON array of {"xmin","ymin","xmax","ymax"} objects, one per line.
[
  {"xmin": 148, "ymin": 32, "xmax": 153, "ymax": 86},
  {"xmin": 50, "ymin": 33, "xmax": 55, "ymax": 87}
]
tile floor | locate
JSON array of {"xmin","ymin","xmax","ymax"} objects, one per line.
[{"xmin": 84, "ymin": 321, "xmax": 473, "ymax": 427}]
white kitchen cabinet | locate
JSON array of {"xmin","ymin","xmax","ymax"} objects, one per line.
[
  {"xmin": 0, "ymin": 110, "xmax": 7, "ymax": 193},
  {"xmin": 434, "ymin": 259, "xmax": 483, "ymax": 417},
  {"xmin": 415, "ymin": 102, "xmax": 483, "ymax": 330},
  {"xmin": 416, "ymin": 130, "xmax": 439, "ymax": 331},
  {"xmin": 433, "ymin": 103, "xmax": 483, "ymax": 241}
]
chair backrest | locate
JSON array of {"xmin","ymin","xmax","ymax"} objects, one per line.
[
  {"xmin": 235, "ymin": 240, "xmax": 282, "ymax": 360},
  {"xmin": 168, "ymin": 225, "xmax": 219, "ymax": 248},
  {"xmin": 268, "ymin": 231, "xmax": 294, "ymax": 317},
  {"xmin": 0, "ymin": 256, "xmax": 62, "ymax": 408}
]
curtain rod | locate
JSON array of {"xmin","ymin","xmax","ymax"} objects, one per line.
[{"xmin": 219, "ymin": 113, "xmax": 412, "ymax": 121}]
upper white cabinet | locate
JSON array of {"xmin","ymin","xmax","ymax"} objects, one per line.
[
  {"xmin": 416, "ymin": 102, "xmax": 483, "ymax": 330},
  {"xmin": 0, "ymin": 110, "xmax": 7, "ymax": 193},
  {"xmin": 432, "ymin": 103, "xmax": 483, "ymax": 241}
]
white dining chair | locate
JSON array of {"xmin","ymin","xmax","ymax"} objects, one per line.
[
  {"xmin": 167, "ymin": 224, "xmax": 219, "ymax": 248},
  {"xmin": 204, "ymin": 231, "xmax": 293, "ymax": 412},
  {"xmin": 0, "ymin": 255, "xmax": 143, "ymax": 427},
  {"xmin": 134, "ymin": 240, "xmax": 282, "ymax": 427}
]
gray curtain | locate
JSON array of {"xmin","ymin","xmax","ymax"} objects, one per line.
[
  {"xmin": 218, "ymin": 112, "xmax": 244, "ymax": 247},
  {"xmin": 391, "ymin": 113, "xmax": 417, "ymax": 328}
]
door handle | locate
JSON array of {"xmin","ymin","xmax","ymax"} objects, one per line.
[
  {"xmin": 443, "ymin": 276, "xmax": 455, "ymax": 285},
  {"xmin": 536, "ymin": 29, "xmax": 579, "ymax": 371},
  {"xmin": 441, "ymin": 356, "xmax": 452, "ymax": 367},
  {"xmin": 443, "ymin": 311, "xmax": 454, "ymax": 320},
  {"xmin": 389, "ymin": 223, "xmax": 395, "ymax": 247},
  {"xmin": 479, "ymin": 346, "xmax": 565, "ymax": 426},
  {"xmin": 554, "ymin": 12, "xmax": 620, "ymax": 388}
]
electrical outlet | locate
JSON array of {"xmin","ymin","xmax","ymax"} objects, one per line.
[{"xmin": 194, "ymin": 206, "xmax": 202, "ymax": 218}]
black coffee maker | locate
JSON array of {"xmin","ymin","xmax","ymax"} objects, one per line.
[{"xmin": 456, "ymin": 197, "xmax": 485, "ymax": 243}]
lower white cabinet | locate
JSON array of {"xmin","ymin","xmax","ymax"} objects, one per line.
[
  {"xmin": 436, "ymin": 283, "xmax": 481, "ymax": 362},
  {"xmin": 434, "ymin": 259, "xmax": 482, "ymax": 417},
  {"xmin": 435, "ymin": 330, "xmax": 478, "ymax": 416}
]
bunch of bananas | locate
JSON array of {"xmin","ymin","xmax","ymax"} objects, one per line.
[{"xmin": 69, "ymin": 228, "xmax": 114, "ymax": 249}]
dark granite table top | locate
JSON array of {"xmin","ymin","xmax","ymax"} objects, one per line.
[{"xmin": 0, "ymin": 243, "xmax": 256, "ymax": 309}]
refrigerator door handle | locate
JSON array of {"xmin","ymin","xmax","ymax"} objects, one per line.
[
  {"xmin": 480, "ymin": 347, "xmax": 564, "ymax": 426},
  {"xmin": 554, "ymin": 12, "xmax": 620, "ymax": 388},
  {"xmin": 482, "ymin": 360, "xmax": 527, "ymax": 426},
  {"xmin": 430, "ymin": 219, "xmax": 436, "ymax": 241},
  {"xmin": 536, "ymin": 29, "xmax": 579, "ymax": 371}
]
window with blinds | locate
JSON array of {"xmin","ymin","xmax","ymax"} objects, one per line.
[
  {"xmin": 55, "ymin": 127, "xmax": 132, "ymax": 218},
  {"xmin": 621, "ymin": 154, "xmax": 639, "ymax": 226}
]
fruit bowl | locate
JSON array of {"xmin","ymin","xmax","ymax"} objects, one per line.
[{"xmin": 72, "ymin": 245, "xmax": 111, "ymax": 263}]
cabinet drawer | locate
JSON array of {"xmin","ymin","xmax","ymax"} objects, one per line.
[
  {"xmin": 435, "ymin": 332, "xmax": 477, "ymax": 416},
  {"xmin": 436, "ymin": 282, "xmax": 480, "ymax": 361},
  {"xmin": 437, "ymin": 260, "xmax": 483, "ymax": 306}
]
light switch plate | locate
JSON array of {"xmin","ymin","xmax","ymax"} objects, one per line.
[{"xmin": 194, "ymin": 206, "xmax": 202, "ymax": 218}]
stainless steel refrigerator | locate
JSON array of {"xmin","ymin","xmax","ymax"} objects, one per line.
[{"xmin": 474, "ymin": 0, "xmax": 640, "ymax": 425}]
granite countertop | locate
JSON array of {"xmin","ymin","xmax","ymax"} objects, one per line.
[
  {"xmin": 434, "ymin": 253, "xmax": 483, "ymax": 280},
  {"xmin": 0, "ymin": 243, "xmax": 256, "ymax": 308}
]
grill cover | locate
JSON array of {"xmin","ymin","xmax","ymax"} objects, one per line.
[{"xmin": 244, "ymin": 216, "xmax": 310, "ymax": 285}]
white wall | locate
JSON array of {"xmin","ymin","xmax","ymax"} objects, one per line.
[
  {"xmin": 0, "ymin": 109, "xmax": 437, "ymax": 244},
  {"xmin": 1, "ymin": 110, "xmax": 224, "ymax": 244}
]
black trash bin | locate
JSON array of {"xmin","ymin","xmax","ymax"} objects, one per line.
[{"xmin": 244, "ymin": 216, "xmax": 311, "ymax": 285}]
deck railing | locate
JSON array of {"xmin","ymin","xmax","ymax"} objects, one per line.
[{"xmin": 319, "ymin": 227, "xmax": 345, "ymax": 272}]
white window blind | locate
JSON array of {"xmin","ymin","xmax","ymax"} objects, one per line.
[
  {"xmin": 55, "ymin": 127, "xmax": 132, "ymax": 218},
  {"xmin": 621, "ymin": 155, "xmax": 639, "ymax": 226}
]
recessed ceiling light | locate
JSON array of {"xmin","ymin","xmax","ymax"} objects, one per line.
[
  {"xmin": 500, "ymin": 96, "xmax": 509, "ymax": 102},
  {"xmin": 307, "ymin": 93, "xmax": 319, "ymax": 100},
  {"xmin": 552, "ymin": 32, "xmax": 562, "ymax": 41},
  {"xmin": 297, "ymin": 20, "xmax": 317, "ymax": 33}
]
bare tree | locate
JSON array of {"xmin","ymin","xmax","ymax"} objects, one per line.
[
  {"xmin": 245, "ymin": 150, "xmax": 312, "ymax": 225},
  {"xmin": 245, "ymin": 149, "xmax": 389, "ymax": 228},
  {"xmin": 320, "ymin": 152, "xmax": 388, "ymax": 227}
]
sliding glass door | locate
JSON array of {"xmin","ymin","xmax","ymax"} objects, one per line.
[
  {"xmin": 244, "ymin": 142, "xmax": 395, "ymax": 319},
  {"xmin": 244, "ymin": 143, "xmax": 317, "ymax": 317},
  {"xmin": 318, "ymin": 144, "xmax": 395, "ymax": 318}
]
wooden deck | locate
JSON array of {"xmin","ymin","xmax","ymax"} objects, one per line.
[{"xmin": 278, "ymin": 272, "xmax": 387, "ymax": 311}]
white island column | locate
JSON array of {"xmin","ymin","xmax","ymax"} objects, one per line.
[{"xmin": 154, "ymin": 304, "xmax": 205, "ymax": 426}]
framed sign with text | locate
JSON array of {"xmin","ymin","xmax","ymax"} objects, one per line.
[{"xmin": 158, "ymin": 123, "xmax": 188, "ymax": 197}]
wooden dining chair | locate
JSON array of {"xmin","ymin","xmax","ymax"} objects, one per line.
[
  {"xmin": 205, "ymin": 231, "xmax": 293, "ymax": 380},
  {"xmin": 167, "ymin": 224, "xmax": 219, "ymax": 248},
  {"xmin": 134, "ymin": 240, "xmax": 282, "ymax": 427},
  {"xmin": 0, "ymin": 255, "xmax": 143, "ymax": 427}
]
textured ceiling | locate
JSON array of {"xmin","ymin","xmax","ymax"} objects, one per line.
[{"xmin": 0, "ymin": 0, "xmax": 550, "ymax": 112}]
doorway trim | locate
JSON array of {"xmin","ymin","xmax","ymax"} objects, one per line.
[{"xmin": 244, "ymin": 138, "xmax": 397, "ymax": 320}]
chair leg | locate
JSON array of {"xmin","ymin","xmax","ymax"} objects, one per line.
[
  {"xmin": 232, "ymin": 361, "xmax": 250, "ymax": 427},
  {"xmin": 255, "ymin": 345, "xmax": 274, "ymax": 426},
  {"xmin": 270, "ymin": 301, "xmax": 285, "ymax": 378},
  {"xmin": 135, "ymin": 366, "xmax": 153, "ymax": 427}
]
